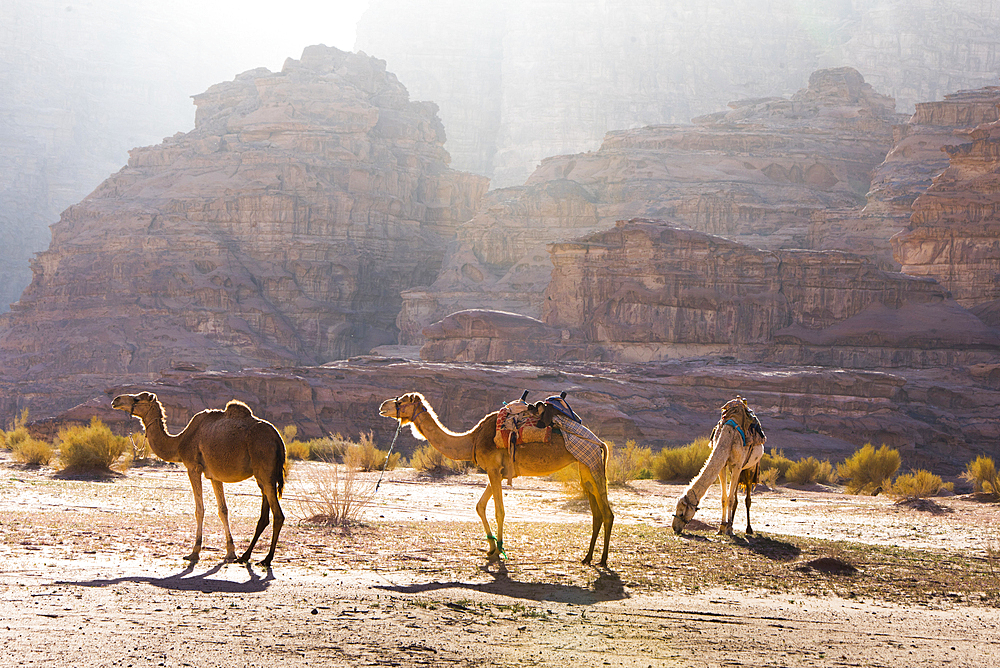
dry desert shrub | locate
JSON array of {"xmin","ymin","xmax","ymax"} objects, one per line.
[
  {"xmin": 757, "ymin": 466, "xmax": 780, "ymax": 488},
  {"xmin": 298, "ymin": 461, "xmax": 375, "ymax": 527},
  {"xmin": 652, "ymin": 437, "xmax": 711, "ymax": 482},
  {"xmin": 57, "ymin": 417, "xmax": 129, "ymax": 473},
  {"xmin": 605, "ymin": 439, "xmax": 652, "ymax": 486},
  {"xmin": 961, "ymin": 455, "xmax": 1000, "ymax": 497},
  {"xmin": 344, "ymin": 431, "xmax": 400, "ymax": 472},
  {"xmin": 890, "ymin": 469, "xmax": 951, "ymax": 499},
  {"xmin": 837, "ymin": 443, "xmax": 901, "ymax": 495},
  {"xmin": 12, "ymin": 435, "xmax": 54, "ymax": 466},
  {"xmin": 2, "ymin": 426, "xmax": 31, "ymax": 453},
  {"xmin": 549, "ymin": 462, "xmax": 586, "ymax": 499},
  {"xmin": 759, "ymin": 448, "xmax": 794, "ymax": 481},
  {"xmin": 785, "ymin": 456, "xmax": 837, "ymax": 485},
  {"xmin": 410, "ymin": 443, "xmax": 466, "ymax": 476}
]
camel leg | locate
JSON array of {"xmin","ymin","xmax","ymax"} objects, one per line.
[
  {"xmin": 209, "ymin": 479, "xmax": 237, "ymax": 562},
  {"xmin": 475, "ymin": 483, "xmax": 499, "ymax": 557},
  {"xmin": 744, "ymin": 482, "xmax": 754, "ymax": 535},
  {"xmin": 253, "ymin": 482, "xmax": 284, "ymax": 568},
  {"xmin": 186, "ymin": 470, "xmax": 205, "ymax": 562},
  {"xmin": 717, "ymin": 470, "xmax": 731, "ymax": 535},
  {"xmin": 486, "ymin": 468, "xmax": 506, "ymax": 558},
  {"xmin": 579, "ymin": 466, "xmax": 614, "ymax": 566},
  {"xmin": 582, "ymin": 491, "xmax": 601, "ymax": 565},
  {"xmin": 722, "ymin": 467, "xmax": 743, "ymax": 536},
  {"xmin": 238, "ymin": 483, "xmax": 283, "ymax": 567}
]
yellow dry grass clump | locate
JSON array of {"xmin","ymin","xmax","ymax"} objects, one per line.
[
  {"xmin": 962, "ymin": 455, "xmax": 1000, "ymax": 497},
  {"xmin": 837, "ymin": 443, "xmax": 901, "ymax": 495},
  {"xmin": 651, "ymin": 438, "xmax": 711, "ymax": 482},
  {"xmin": 58, "ymin": 418, "xmax": 129, "ymax": 473}
]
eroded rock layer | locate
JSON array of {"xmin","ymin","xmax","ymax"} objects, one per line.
[
  {"xmin": 31, "ymin": 356, "xmax": 997, "ymax": 476},
  {"xmin": 421, "ymin": 219, "xmax": 1000, "ymax": 368},
  {"xmin": 0, "ymin": 47, "xmax": 486, "ymax": 397},
  {"xmin": 893, "ymin": 116, "xmax": 1000, "ymax": 309},
  {"xmin": 399, "ymin": 69, "xmax": 907, "ymax": 343}
]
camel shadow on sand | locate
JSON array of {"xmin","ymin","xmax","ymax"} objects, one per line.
[
  {"xmin": 375, "ymin": 563, "xmax": 627, "ymax": 605},
  {"xmin": 678, "ymin": 531, "xmax": 801, "ymax": 562},
  {"xmin": 56, "ymin": 561, "xmax": 276, "ymax": 594}
]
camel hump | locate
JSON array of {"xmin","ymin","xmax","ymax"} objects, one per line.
[{"xmin": 224, "ymin": 400, "xmax": 254, "ymax": 418}]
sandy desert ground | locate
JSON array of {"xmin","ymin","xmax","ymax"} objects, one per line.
[{"xmin": 1, "ymin": 454, "xmax": 998, "ymax": 667}]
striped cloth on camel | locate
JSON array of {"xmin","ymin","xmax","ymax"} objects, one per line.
[{"xmin": 553, "ymin": 415, "xmax": 607, "ymax": 491}]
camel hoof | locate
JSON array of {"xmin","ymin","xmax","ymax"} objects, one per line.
[
  {"xmin": 746, "ymin": 528, "xmax": 754, "ymax": 536},
  {"xmin": 184, "ymin": 553, "xmax": 200, "ymax": 563},
  {"xmin": 581, "ymin": 556, "xmax": 592, "ymax": 566}
]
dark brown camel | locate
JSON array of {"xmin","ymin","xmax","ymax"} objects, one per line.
[{"xmin": 112, "ymin": 392, "xmax": 286, "ymax": 567}]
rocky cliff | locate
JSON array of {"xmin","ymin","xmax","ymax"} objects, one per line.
[
  {"xmin": 892, "ymin": 116, "xmax": 1000, "ymax": 312},
  {"xmin": 398, "ymin": 68, "xmax": 907, "ymax": 343},
  {"xmin": 357, "ymin": 0, "xmax": 1000, "ymax": 187},
  {"xmin": 44, "ymin": 356, "xmax": 997, "ymax": 477},
  {"xmin": 0, "ymin": 46, "xmax": 486, "ymax": 416},
  {"xmin": 421, "ymin": 219, "xmax": 1000, "ymax": 368}
]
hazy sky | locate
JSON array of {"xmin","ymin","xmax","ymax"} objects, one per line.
[{"xmin": 188, "ymin": 0, "xmax": 371, "ymax": 73}]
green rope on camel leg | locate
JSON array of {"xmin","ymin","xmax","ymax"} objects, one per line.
[{"xmin": 496, "ymin": 539, "xmax": 506, "ymax": 559}]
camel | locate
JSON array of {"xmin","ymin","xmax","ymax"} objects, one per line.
[
  {"xmin": 112, "ymin": 392, "xmax": 286, "ymax": 567},
  {"xmin": 379, "ymin": 392, "xmax": 614, "ymax": 566},
  {"xmin": 672, "ymin": 396, "xmax": 766, "ymax": 537}
]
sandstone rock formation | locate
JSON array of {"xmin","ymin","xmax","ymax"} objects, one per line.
[
  {"xmin": 892, "ymin": 116, "xmax": 1000, "ymax": 312},
  {"xmin": 862, "ymin": 87, "xmax": 1000, "ymax": 272},
  {"xmin": 1, "ymin": 0, "xmax": 301, "ymax": 314},
  {"xmin": 399, "ymin": 68, "xmax": 907, "ymax": 343},
  {"xmin": 0, "ymin": 46, "xmax": 486, "ymax": 418},
  {"xmin": 357, "ymin": 0, "xmax": 1000, "ymax": 186},
  {"xmin": 421, "ymin": 219, "xmax": 1000, "ymax": 368}
]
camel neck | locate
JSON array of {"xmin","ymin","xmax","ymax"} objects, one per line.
[
  {"xmin": 411, "ymin": 410, "xmax": 476, "ymax": 462},
  {"xmin": 141, "ymin": 402, "xmax": 183, "ymax": 463},
  {"xmin": 683, "ymin": 431, "xmax": 734, "ymax": 503}
]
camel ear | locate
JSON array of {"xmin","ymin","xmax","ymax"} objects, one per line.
[{"xmin": 139, "ymin": 392, "xmax": 155, "ymax": 402}]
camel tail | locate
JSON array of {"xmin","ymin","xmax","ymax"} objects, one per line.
[{"xmin": 274, "ymin": 431, "xmax": 287, "ymax": 498}]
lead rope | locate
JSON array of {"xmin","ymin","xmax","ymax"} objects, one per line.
[{"xmin": 375, "ymin": 420, "xmax": 403, "ymax": 492}]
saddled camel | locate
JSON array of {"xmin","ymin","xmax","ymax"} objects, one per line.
[
  {"xmin": 379, "ymin": 392, "xmax": 614, "ymax": 566},
  {"xmin": 112, "ymin": 392, "xmax": 286, "ymax": 567},
  {"xmin": 673, "ymin": 396, "xmax": 766, "ymax": 536}
]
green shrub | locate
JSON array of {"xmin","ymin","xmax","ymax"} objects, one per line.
[
  {"xmin": 785, "ymin": 456, "xmax": 837, "ymax": 485},
  {"xmin": 12, "ymin": 436, "xmax": 54, "ymax": 466},
  {"xmin": 837, "ymin": 443, "xmax": 901, "ymax": 495},
  {"xmin": 961, "ymin": 455, "xmax": 1000, "ymax": 496},
  {"xmin": 759, "ymin": 448, "xmax": 794, "ymax": 481},
  {"xmin": 891, "ymin": 469, "xmax": 950, "ymax": 499},
  {"xmin": 606, "ymin": 439, "xmax": 653, "ymax": 487},
  {"xmin": 651, "ymin": 437, "xmax": 712, "ymax": 482},
  {"xmin": 58, "ymin": 418, "xmax": 129, "ymax": 472},
  {"xmin": 410, "ymin": 443, "xmax": 466, "ymax": 476}
]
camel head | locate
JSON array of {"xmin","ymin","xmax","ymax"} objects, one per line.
[
  {"xmin": 672, "ymin": 492, "xmax": 698, "ymax": 534},
  {"xmin": 379, "ymin": 393, "xmax": 432, "ymax": 441},
  {"xmin": 378, "ymin": 393, "xmax": 425, "ymax": 422},
  {"xmin": 111, "ymin": 392, "xmax": 159, "ymax": 420}
]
